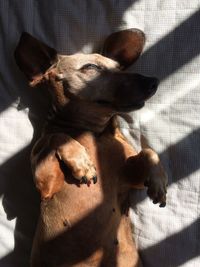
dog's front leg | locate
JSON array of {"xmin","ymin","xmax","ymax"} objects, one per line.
[
  {"xmin": 123, "ymin": 148, "xmax": 168, "ymax": 207},
  {"xmin": 31, "ymin": 133, "xmax": 97, "ymax": 199},
  {"xmin": 55, "ymin": 133, "xmax": 97, "ymax": 184}
]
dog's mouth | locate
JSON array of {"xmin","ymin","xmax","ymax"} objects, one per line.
[
  {"xmin": 95, "ymin": 98, "xmax": 147, "ymax": 113},
  {"xmin": 116, "ymin": 102, "xmax": 145, "ymax": 112},
  {"xmin": 115, "ymin": 82, "xmax": 158, "ymax": 112},
  {"xmin": 95, "ymin": 100, "xmax": 145, "ymax": 112}
]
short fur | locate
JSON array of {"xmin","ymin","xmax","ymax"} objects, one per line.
[{"xmin": 15, "ymin": 29, "xmax": 167, "ymax": 267}]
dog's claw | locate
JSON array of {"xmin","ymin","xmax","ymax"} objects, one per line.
[
  {"xmin": 159, "ymin": 202, "xmax": 166, "ymax": 208},
  {"xmin": 80, "ymin": 176, "xmax": 88, "ymax": 184},
  {"xmin": 79, "ymin": 175, "xmax": 97, "ymax": 186},
  {"xmin": 153, "ymin": 199, "xmax": 159, "ymax": 204},
  {"xmin": 80, "ymin": 175, "xmax": 98, "ymax": 185},
  {"xmin": 92, "ymin": 176, "xmax": 97, "ymax": 184}
]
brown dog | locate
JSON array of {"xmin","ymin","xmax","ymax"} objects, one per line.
[{"xmin": 15, "ymin": 29, "xmax": 167, "ymax": 267}]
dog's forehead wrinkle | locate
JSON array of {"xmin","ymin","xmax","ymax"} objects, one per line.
[{"xmin": 58, "ymin": 53, "xmax": 119, "ymax": 70}]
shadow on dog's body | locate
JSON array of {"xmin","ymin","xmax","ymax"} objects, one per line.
[
  {"xmin": 32, "ymin": 128, "xmax": 141, "ymax": 267},
  {"xmin": 15, "ymin": 30, "xmax": 167, "ymax": 267}
]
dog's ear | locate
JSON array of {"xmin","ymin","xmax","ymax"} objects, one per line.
[
  {"xmin": 102, "ymin": 28, "xmax": 145, "ymax": 69},
  {"xmin": 14, "ymin": 32, "xmax": 57, "ymax": 82}
]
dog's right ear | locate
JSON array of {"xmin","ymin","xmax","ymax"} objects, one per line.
[
  {"xmin": 102, "ymin": 28, "xmax": 145, "ymax": 69},
  {"xmin": 14, "ymin": 32, "xmax": 57, "ymax": 83}
]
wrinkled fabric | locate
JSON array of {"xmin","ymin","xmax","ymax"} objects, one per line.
[{"xmin": 0, "ymin": 1, "xmax": 199, "ymax": 266}]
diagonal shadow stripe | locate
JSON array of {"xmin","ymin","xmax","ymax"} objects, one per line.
[
  {"xmin": 0, "ymin": 4, "xmax": 200, "ymax": 267},
  {"xmin": 163, "ymin": 127, "xmax": 200, "ymax": 185},
  {"xmin": 130, "ymin": 127, "xmax": 200, "ymax": 205},
  {"xmin": 140, "ymin": 218, "xmax": 200, "ymax": 267},
  {"xmin": 130, "ymin": 9, "xmax": 200, "ymax": 80},
  {"xmin": 0, "ymin": 112, "xmax": 199, "ymax": 266}
]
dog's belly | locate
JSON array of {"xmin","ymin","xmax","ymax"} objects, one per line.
[{"xmin": 31, "ymin": 133, "xmax": 141, "ymax": 267}]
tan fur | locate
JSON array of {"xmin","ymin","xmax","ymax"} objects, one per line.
[
  {"xmin": 14, "ymin": 30, "xmax": 167, "ymax": 267},
  {"xmin": 31, "ymin": 133, "xmax": 97, "ymax": 199}
]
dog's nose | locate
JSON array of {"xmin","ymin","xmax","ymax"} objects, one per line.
[
  {"xmin": 147, "ymin": 77, "xmax": 159, "ymax": 93},
  {"xmin": 133, "ymin": 74, "xmax": 159, "ymax": 94}
]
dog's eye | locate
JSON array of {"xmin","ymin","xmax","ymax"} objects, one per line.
[{"xmin": 80, "ymin": 63, "xmax": 102, "ymax": 71}]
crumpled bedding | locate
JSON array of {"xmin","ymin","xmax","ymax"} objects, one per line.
[{"xmin": 0, "ymin": 1, "xmax": 199, "ymax": 266}]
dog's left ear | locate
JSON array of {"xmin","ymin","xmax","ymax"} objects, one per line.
[
  {"xmin": 102, "ymin": 28, "xmax": 145, "ymax": 69},
  {"xmin": 14, "ymin": 32, "xmax": 57, "ymax": 83}
]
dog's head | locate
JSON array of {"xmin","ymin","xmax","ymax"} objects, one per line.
[{"xmin": 15, "ymin": 29, "xmax": 158, "ymax": 131}]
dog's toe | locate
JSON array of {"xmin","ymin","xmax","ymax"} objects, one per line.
[
  {"xmin": 74, "ymin": 165, "xmax": 97, "ymax": 186},
  {"xmin": 159, "ymin": 202, "xmax": 166, "ymax": 208},
  {"xmin": 145, "ymin": 174, "xmax": 167, "ymax": 208},
  {"xmin": 79, "ymin": 176, "xmax": 97, "ymax": 188},
  {"xmin": 80, "ymin": 176, "xmax": 88, "ymax": 184}
]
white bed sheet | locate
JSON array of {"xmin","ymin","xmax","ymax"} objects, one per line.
[{"xmin": 0, "ymin": 1, "xmax": 199, "ymax": 266}]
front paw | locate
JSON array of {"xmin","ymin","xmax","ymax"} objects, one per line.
[
  {"xmin": 144, "ymin": 164, "xmax": 168, "ymax": 207},
  {"xmin": 56, "ymin": 146, "xmax": 97, "ymax": 186},
  {"xmin": 72, "ymin": 158, "xmax": 97, "ymax": 186}
]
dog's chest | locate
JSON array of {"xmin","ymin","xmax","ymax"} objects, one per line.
[
  {"xmin": 40, "ymin": 132, "xmax": 127, "ymax": 237},
  {"xmin": 74, "ymin": 132, "xmax": 127, "ymax": 177}
]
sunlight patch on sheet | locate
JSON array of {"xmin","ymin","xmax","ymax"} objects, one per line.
[
  {"xmin": 130, "ymin": 186, "xmax": 198, "ymax": 246},
  {"xmin": 79, "ymin": 42, "xmax": 93, "ymax": 54},
  {"xmin": 140, "ymin": 61, "xmax": 200, "ymax": 125},
  {"xmin": 0, "ymin": 103, "xmax": 33, "ymax": 165}
]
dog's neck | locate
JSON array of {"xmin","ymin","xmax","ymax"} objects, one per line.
[
  {"xmin": 40, "ymin": 73, "xmax": 120, "ymax": 136},
  {"xmin": 43, "ymin": 100, "xmax": 115, "ymax": 136}
]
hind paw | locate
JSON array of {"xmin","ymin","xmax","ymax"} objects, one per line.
[{"xmin": 144, "ymin": 164, "xmax": 168, "ymax": 207}]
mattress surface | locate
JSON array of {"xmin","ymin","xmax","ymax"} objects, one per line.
[{"xmin": 0, "ymin": 1, "xmax": 199, "ymax": 266}]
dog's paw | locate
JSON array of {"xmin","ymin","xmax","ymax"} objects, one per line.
[
  {"xmin": 72, "ymin": 158, "xmax": 97, "ymax": 186},
  {"xmin": 56, "ymin": 146, "xmax": 97, "ymax": 186},
  {"xmin": 144, "ymin": 164, "xmax": 168, "ymax": 207}
]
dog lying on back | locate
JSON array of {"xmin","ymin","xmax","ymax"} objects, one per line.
[{"xmin": 15, "ymin": 29, "xmax": 167, "ymax": 267}]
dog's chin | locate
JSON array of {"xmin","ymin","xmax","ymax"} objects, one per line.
[
  {"xmin": 117, "ymin": 102, "xmax": 145, "ymax": 112},
  {"xmin": 115, "ymin": 88, "xmax": 158, "ymax": 113}
]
